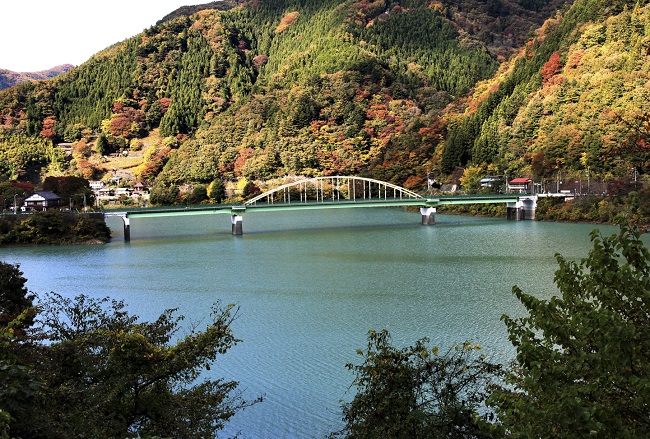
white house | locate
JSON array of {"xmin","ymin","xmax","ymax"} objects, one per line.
[
  {"xmin": 89, "ymin": 181, "xmax": 105, "ymax": 191},
  {"xmin": 23, "ymin": 191, "xmax": 61, "ymax": 210}
]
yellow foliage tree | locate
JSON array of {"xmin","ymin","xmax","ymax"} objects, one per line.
[{"xmin": 459, "ymin": 165, "xmax": 484, "ymax": 193}]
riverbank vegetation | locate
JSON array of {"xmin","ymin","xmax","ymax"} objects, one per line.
[
  {"xmin": 2, "ymin": 224, "xmax": 648, "ymax": 437},
  {"xmin": 436, "ymin": 183, "xmax": 650, "ymax": 225},
  {"xmin": 437, "ymin": 202, "xmax": 507, "ymax": 219},
  {"xmin": 332, "ymin": 222, "xmax": 649, "ymax": 438},
  {"xmin": 0, "ymin": 262, "xmax": 259, "ymax": 438},
  {"xmin": 535, "ymin": 190, "xmax": 650, "ymax": 225},
  {"xmin": 0, "ymin": 211, "xmax": 111, "ymax": 246}
]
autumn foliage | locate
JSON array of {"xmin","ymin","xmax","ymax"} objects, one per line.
[{"xmin": 275, "ymin": 11, "xmax": 299, "ymax": 33}]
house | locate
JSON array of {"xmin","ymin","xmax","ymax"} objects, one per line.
[
  {"xmin": 98, "ymin": 187, "xmax": 115, "ymax": 197},
  {"xmin": 57, "ymin": 143, "xmax": 73, "ymax": 156},
  {"xmin": 89, "ymin": 181, "xmax": 105, "ymax": 191},
  {"xmin": 480, "ymin": 176, "xmax": 503, "ymax": 189},
  {"xmin": 508, "ymin": 178, "xmax": 532, "ymax": 193},
  {"xmin": 115, "ymin": 188, "xmax": 132, "ymax": 197},
  {"xmin": 133, "ymin": 182, "xmax": 149, "ymax": 194},
  {"xmin": 23, "ymin": 191, "xmax": 61, "ymax": 210}
]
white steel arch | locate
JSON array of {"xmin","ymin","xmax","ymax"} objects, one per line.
[{"xmin": 244, "ymin": 176, "xmax": 423, "ymax": 206}]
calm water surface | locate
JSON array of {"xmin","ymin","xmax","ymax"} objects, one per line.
[{"xmin": 0, "ymin": 209, "xmax": 620, "ymax": 438}]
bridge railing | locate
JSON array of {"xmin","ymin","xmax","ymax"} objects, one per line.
[{"xmin": 245, "ymin": 176, "xmax": 423, "ymax": 206}]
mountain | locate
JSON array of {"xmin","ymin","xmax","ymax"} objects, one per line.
[
  {"xmin": 0, "ymin": 65, "xmax": 74, "ymax": 91},
  {"xmin": 440, "ymin": 0, "xmax": 650, "ymax": 183},
  {"xmin": 4, "ymin": 0, "xmax": 646, "ymax": 190}
]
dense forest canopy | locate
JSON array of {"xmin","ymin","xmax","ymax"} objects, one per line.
[
  {"xmin": 1, "ymin": 0, "xmax": 648, "ymax": 191},
  {"xmin": 443, "ymin": 0, "xmax": 650, "ymax": 183}
]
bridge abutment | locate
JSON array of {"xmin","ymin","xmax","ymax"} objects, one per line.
[{"xmin": 420, "ymin": 207, "xmax": 436, "ymax": 225}]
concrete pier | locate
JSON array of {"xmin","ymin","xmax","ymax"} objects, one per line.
[
  {"xmin": 420, "ymin": 207, "xmax": 436, "ymax": 225},
  {"xmin": 506, "ymin": 196, "xmax": 537, "ymax": 221},
  {"xmin": 506, "ymin": 207, "xmax": 525, "ymax": 220},
  {"xmin": 231, "ymin": 215, "xmax": 243, "ymax": 235},
  {"xmin": 123, "ymin": 217, "xmax": 131, "ymax": 241}
]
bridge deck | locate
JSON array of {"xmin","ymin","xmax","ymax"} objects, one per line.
[{"xmin": 103, "ymin": 195, "xmax": 521, "ymax": 219}]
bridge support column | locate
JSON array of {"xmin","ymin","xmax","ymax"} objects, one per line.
[
  {"xmin": 507, "ymin": 206, "xmax": 525, "ymax": 220},
  {"xmin": 231, "ymin": 215, "xmax": 243, "ymax": 235},
  {"xmin": 122, "ymin": 217, "xmax": 131, "ymax": 242},
  {"xmin": 507, "ymin": 197, "xmax": 537, "ymax": 221},
  {"xmin": 420, "ymin": 207, "xmax": 436, "ymax": 225}
]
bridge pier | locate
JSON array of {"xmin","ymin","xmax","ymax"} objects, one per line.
[
  {"xmin": 231, "ymin": 215, "xmax": 243, "ymax": 235},
  {"xmin": 506, "ymin": 196, "xmax": 537, "ymax": 221},
  {"xmin": 506, "ymin": 207, "xmax": 524, "ymax": 220},
  {"xmin": 420, "ymin": 207, "xmax": 436, "ymax": 225},
  {"xmin": 123, "ymin": 217, "xmax": 131, "ymax": 241}
]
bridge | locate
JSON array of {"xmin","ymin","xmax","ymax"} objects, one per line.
[{"xmin": 104, "ymin": 176, "xmax": 533, "ymax": 241}]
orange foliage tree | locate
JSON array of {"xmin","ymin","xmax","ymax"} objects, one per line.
[{"xmin": 40, "ymin": 116, "xmax": 57, "ymax": 140}]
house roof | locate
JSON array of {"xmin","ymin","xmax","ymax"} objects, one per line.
[
  {"xmin": 480, "ymin": 176, "xmax": 503, "ymax": 183},
  {"xmin": 509, "ymin": 178, "xmax": 531, "ymax": 184},
  {"xmin": 25, "ymin": 191, "xmax": 61, "ymax": 201}
]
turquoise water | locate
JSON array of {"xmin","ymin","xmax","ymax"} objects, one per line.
[{"xmin": 0, "ymin": 209, "xmax": 619, "ymax": 438}]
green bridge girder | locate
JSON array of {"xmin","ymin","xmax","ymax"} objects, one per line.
[
  {"xmin": 103, "ymin": 194, "xmax": 521, "ymax": 219},
  {"xmin": 102, "ymin": 192, "xmax": 527, "ymax": 240}
]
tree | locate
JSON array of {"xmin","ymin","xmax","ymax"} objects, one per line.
[
  {"xmin": 1, "ymin": 283, "xmax": 258, "ymax": 439},
  {"xmin": 39, "ymin": 116, "xmax": 57, "ymax": 140},
  {"xmin": 149, "ymin": 185, "xmax": 180, "ymax": 205},
  {"xmin": 459, "ymin": 165, "xmax": 484, "ymax": 193},
  {"xmin": 333, "ymin": 329, "xmax": 501, "ymax": 439},
  {"xmin": 191, "ymin": 184, "xmax": 209, "ymax": 204},
  {"xmin": 0, "ymin": 263, "xmax": 34, "ymax": 329},
  {"xmin": 0, "ymin": 263, "xmax": 38, "ymax": 439},
  {"xmin": 207, "ymin": 178, "xmax": 226, "ymax": 203},
  {"xmin": 33, "ymin": 295, "xmax": 252, "ymax": 439},
  {"xmin": 490, "ymin": 223, "xmax": 650, "ymax": 438},
  {"xmin": 540, "ymin": 51, "xmax": 562, "ymax": 83},
  {"xmin": 96, "ymin": 133, "xmax": 109, "ymax": 156}
]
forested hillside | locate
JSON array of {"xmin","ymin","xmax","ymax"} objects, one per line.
[
  {"xmin": 442, "ymin": 0, "xmax": 650, "ymax": 185},
  {"xmin": 5, "ymin": 0, "xmax": 646, "ymax": 193}
]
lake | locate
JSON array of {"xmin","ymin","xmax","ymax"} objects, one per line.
[{"xmin": 0, "ymin": 208, "xmax": 619, "ymax": 438}]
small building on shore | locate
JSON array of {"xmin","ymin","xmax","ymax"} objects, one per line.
[
  {"xmin": 133, "ymin": 182, "xmax": 149, "ymax": 195},
  {"xmin": 23, "ymin": 191, "xmax": 62, "ymax": 210},
  {"xmin": 508, "ymin": 178, "xmax": 532, "ymax": 193},
  {"xmin": 480, "ymin": 176, "xmax": 504, "ymax": 189},
  {"xmin": 89, "ymin": 181, "xmax": 105, "ymax": 192}
]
